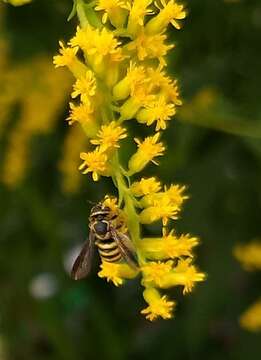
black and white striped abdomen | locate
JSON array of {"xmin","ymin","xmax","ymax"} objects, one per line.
[{"xmin": 96, "ymin": 237, "xmax": 122, "ymax": 263}]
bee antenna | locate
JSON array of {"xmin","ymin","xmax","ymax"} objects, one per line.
[{"xmin": 86, "ymin": 200, "xmax": 96, "ymax": 205}]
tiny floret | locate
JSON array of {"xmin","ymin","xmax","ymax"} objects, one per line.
[
  {"xmin": 91, "ymin": 121, "xmax": 127, "ymax": 152},
  {"xmin": 71, "ymin": 70, "xmax": 96, "ymax": 104},
  {"xmin": 79, "ymin": 149, "xmax": 108, "ymax": 181},
  {"xmin": 53, "ymin": 41, "xmax": 78, "ymax": 68}
]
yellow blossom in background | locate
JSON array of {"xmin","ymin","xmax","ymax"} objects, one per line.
[
  {"xmin": 2, "ymin": 0, "xmax": 32, "ymax": 5},
  {"xmin": 234, "ymin": 241, "xmax": 261, "ymax": 271},
  {"xmin": 234, "ymin": 240, "xmax": 261, "ymax": 331},
  {"xmin": 59, "ymin": 125, "xmax": 88, "ymax": 194},
  {"xmin": 240, "ymin": 299, "xmax": 261, "ymax": 332},
  {"xmin": 1, "ymin": 56, "xmax": 71, "ymax": 188},
  {"xmin": 53, "ymin": 0, "xmax": 205, "ymax": 320}
]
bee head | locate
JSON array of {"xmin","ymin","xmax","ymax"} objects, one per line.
[{"xmin": 90, "ymin": 202, "xmax": 111, "ymax": 218}]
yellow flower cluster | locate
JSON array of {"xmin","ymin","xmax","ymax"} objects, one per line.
[
  {"xmin": 234, "ymin": 240, "xmax": 261, "ymax": 331},
  {"xmin": 54, "ymin": 0, "xmax": 205, "ymax": 320}
]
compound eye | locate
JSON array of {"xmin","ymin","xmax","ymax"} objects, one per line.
[{"xmin": 94, "ymin": 221, "xmax": 108, "ymax": 235}]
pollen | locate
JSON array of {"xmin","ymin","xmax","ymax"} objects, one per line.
[
  {"xmin": 90, "ymin": 121, "xmax": 127, "ymax": 152},
  {"xmin": 79, "ymin": 149, "xmax": 108, "ymax": 181}
]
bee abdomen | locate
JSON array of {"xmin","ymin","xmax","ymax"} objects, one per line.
[
  {"xmin": 100, "ymin": 253, "xmax": 122, "ymax": 262},
  {"xmin": 96, "ymin": 239, "xmax": 122, "ymax": 263}
]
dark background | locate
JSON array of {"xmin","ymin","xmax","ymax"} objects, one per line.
[{"xmin": 0, "ymin": 0, "xmax": 261, "ymax": 359}]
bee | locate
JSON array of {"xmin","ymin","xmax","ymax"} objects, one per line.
[{"xmin": 71, "ymin": 201, "xmax": 138, "ymax": 280}]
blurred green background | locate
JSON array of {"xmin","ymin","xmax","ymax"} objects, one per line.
[{"xmin": 0, "ymin": 0, "xmax": 261, "ymax": 359}]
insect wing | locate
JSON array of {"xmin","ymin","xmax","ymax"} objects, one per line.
[
  {"xmin": 71, "ymin": 231, "xmax": 95, "ymax": 280},
  {"xmin": 111, "ymin": 229, "xmax": 139, "ymax": 269}
]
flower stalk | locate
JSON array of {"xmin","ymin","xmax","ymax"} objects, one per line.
[{"xmin": 54, "ymin": 0, "xmax": 205, "ymax": 320}]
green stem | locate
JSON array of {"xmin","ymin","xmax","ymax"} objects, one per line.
[
  {"xmin": 113, "ymin": 167, "xmax": 145, "ymax": 265},
  {"xmin": 76, "ymin": 0, "xmax": 89, "ymax": 27},
  {"xmin": 76, "ymin": 0, "xmax": 102, "ymax": 28}
]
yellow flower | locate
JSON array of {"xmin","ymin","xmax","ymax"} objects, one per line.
[
  {"xmin": 158, "ymin": 259, "xmax": 206, "ymax": 294},
  {"xmin": 119, "ymin": 83, "xmax": 155, "ymax": 120},
  {"xmin": 127, "ymin": 32, "xmax": 174, "ymax": 66},
  {"xmin": 67, "ymin": 102, "xmax": 98, "ymax": 137},
  {"xmin": 136, "ymin": 96, "xmax": 176, "ymax": 131},
  {"xmin": 147, "ymin": 67, "xmax": 182, "ymax": 106},
  {"xmin": 71, "ymin": 27, "xmax": 124, "ymax": 71},
  {"xmin": 79, "ymin": 149, "xmax": 109, "ymax": 181},
  {"xmin": 113, "ymin": 62, "xmax": 147, "ymax": 101},
  {"xmin": 141, "ymin": 184, "xmax": 188, "ymax": 208},
  {"xmin": 139, "ymin": 194, "xmax": 180, "ymax": 225},
  {"xmin": 67, "ymin": 102, "xmax": 94, "ymax": 125},
  {"xmin": 239, "ymin": 299, "xmax": 261, "ymax": 332},
  {"xmin": 130, "ymin": 177, "xmax": 161, "ymax": 197},
  {"xmin": 146, "ymin": 0, "xmax": 186, "ymax": 34},
  {"xmin": 53, "ymin": 41, "xmax": 78, "ymax": 69},
  {"xmin": 95, "ymin": 0, "xmax": 128, "ymax": 27},
  {"xmin": 71, "ymin": 70, "xmax": 96, "ymax": 104},
  {"xmin": 98, "ymin": 261, "xmax": 139, "ymax": 286},
  {"xmin": 141, "ymin": 287, "xmax": 175, "ymax": 321},
  {"xmin": 139, "ymin": 231, "xmax": 199, "ymax": 260},
  {"xmin": 90, "ymin": 121, "xmax": 127, "ymax": 152},
  {"xmin": 128, "ymin": 133, "xmax": 165, "ymax": 175},
  {"xmin": 53, "ymin": 0, "xmax": 204, "ymax": 321},
  {"xmin": 233, "ymin": 241, "xmax": 261, "ymax": 271},
  {"xmin": 126, "ymin": 0, "xmax": 154, "ymax": 35},
  {"xmin": 142, "ymin": 261, "xmax": 173, "ymax": 287}
]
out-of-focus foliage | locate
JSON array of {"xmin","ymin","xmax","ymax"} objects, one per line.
[{"xmin": 0, "ymin": 0, "xmax": 261, "ymax": 360}]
